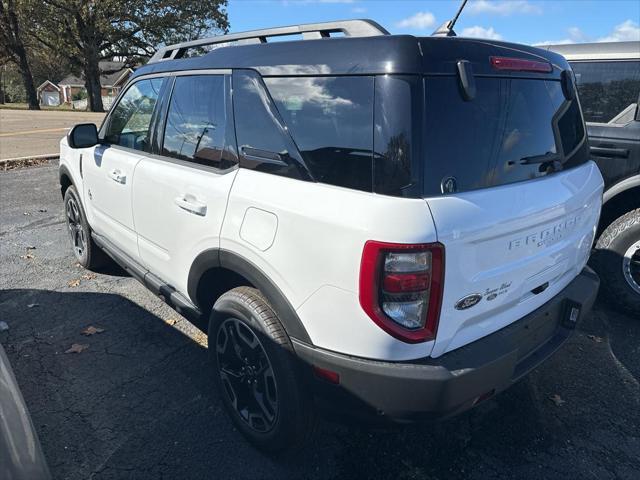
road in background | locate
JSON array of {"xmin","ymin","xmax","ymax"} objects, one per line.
[
  {"xmin": 0, "ymin": 109, "xmax": 105, "ymax": 160},
  {"xmin": 0, "ymin": 163, "xmax": 638, "ymax": 479}
]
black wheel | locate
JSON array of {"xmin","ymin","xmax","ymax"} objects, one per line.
[
  {"xmin": 591, "ymin": 208, "xmax": 640, "ymax": 317},
  {"xmin": 209, "ymin": 287, "xmax": 314, "ymax": 452},
  {"xmin": 63, "ymin": 185, "xmax": 109, "ymax": 270}
]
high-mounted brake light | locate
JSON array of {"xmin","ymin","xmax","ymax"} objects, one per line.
[
  {"xmin": 490, "ymin": 56, "xmax": 552, "ymax": 73},
  {"xmin": 359, "ymin": 241, "xmax": 444, "ymax": 343}
]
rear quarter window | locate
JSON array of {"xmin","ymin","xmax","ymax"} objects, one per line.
[{"xmin": 571, "ymin": 60, "xmax": 640, "ymax": 124}]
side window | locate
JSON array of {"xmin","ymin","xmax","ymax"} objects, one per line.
[
  {"xmin": 264, "ymin": 76, "xmax": 374, "ymax": 192},
  {"xmin": 232, "ymin": 70, "xmax": 310, "ymax": 181},
  {"xmin": 571, "ymin": 60, "xmax": 640, "ymax": 124},
  {"xmin": 162, "ymin": 75, "xmax": 230, "ymax": 168},
  {"xmin": 104, "ymin": 78, "xmax": 164, "ymax": 151}
]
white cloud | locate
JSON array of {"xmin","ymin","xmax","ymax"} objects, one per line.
[
  {"xmin": 597, "ymin": 19, "xmax": 640, "ymax": 42},
  {"xmin": 468, "ymin": 0, "xmax": 542, "ymax": 16},
  {"xmin": 534, "ymin": 20, "xmax": 640, "ymax": 46},
  {"xmin": 460, "ymin": 26, "xmax": 503, "ymax": 40},
  {"xmin": 533, "ymin": 26, "xmax": 586, "ymax": 46},
  {"xmin": 396, "ymin": 12, "xmax": 437, "ymax": 30}
]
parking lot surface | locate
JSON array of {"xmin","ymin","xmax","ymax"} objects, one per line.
[
  {"xmin": 0, "ymin": 109, "xmax": 105, "ymax": 160},
  {"xmin": 0, "ymin": 162, "xmax": 639, "ymax": 479}
]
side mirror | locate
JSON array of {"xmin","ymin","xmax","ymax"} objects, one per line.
[{"xmin": 67, "ymin": 123, "xmax": 98, "ymax": 149}]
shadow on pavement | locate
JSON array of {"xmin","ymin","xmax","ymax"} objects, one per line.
[{"xmin": 0, "ymin": 288, "xmax": 638, "ymax": 480}]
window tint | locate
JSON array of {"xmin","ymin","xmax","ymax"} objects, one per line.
[
  {"xmin": 233, "ymin": 70, "xmax": 310, "ymax": 180},
  {"xmin": 423, "ymin": 77, "xmax": 587, "ymax": 196},
  {"xmin": 571, "ymin": 61, "xmax": 640, "ymax": 123},
  {"xmin": 105, "ymin": 78, "xmax": 164, "ymax": 151},
  {"xmin": 162, "ymin": 75, "xmax": 228, "ymax": 167},
  {"xmin": 265, "ymin": 76, "xmax": 374, "ymax": 192}
]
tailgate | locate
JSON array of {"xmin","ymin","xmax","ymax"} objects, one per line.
[{"xmin": 426, "ymin": 162, "xmax": 603, "ymax": 357}]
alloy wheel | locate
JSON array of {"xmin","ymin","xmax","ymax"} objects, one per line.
[
  {"xmin": 65, "ymin": 196, "xmax": 86, "ymax": 259},
  {"xmin": 216, "ymin": 318, "xmax": 278, "ymax": 433},
  {"xmin": 622, "ymin": 239, "xmax": 640, "ymax": 295}
]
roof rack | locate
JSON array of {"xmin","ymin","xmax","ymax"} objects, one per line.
[{"xmin": 148, "ymin": 19, "xmax": 389, "ymax": 64}]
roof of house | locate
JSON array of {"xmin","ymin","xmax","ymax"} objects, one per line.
[
  {"xmin": 58, "ymin": 61, "xmax": 132, "ymax": 87},
  {"xmin": 36, "ymin": 80, "xmax": 60, "ymax": 92}
]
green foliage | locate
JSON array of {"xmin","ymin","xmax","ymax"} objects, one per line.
[{"xmin": 72, "ymin": 88, "xmax": 87, "ymax": 101}]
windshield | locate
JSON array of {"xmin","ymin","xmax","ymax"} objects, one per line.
[{"xmin": 423, "ymin": 76, "xmax": 587, "ymax": 196}]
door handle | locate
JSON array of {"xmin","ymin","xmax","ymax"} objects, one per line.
[
  {"xmin": 108, "ymin": 169, "xmax": 127, "ymax": 184},
  {"xmin": 174, "ymin": 194, "xmax": 207, "ymax": 216},
  {"xmin": 590, "ymin": 146, "xmax": 630, "ymax": 158}
]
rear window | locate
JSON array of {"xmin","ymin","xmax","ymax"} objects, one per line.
[
  {"xmin": 570, "ymin": 60, "xmax": 640, "ymax": 124},
  {"xmin": 423, "ymin": 76, "xmax": 587, "ymax": 196}
]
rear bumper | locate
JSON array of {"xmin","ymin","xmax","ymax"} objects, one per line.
[{"xmin": 293, "ymin": 267, "xmax": 600, "ymax": 422}]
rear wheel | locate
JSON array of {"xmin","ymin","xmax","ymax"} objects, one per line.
[
  {"xmin": 591, "ymin": 209, "xmax": 640, "ymax": 317},
  {"xmin": 208, "ymin": 287, "xmax": 314, "ymax": 452},
  {"xmin": 63, "ymin": 185, "xmax": 109, "ymax": 270}
]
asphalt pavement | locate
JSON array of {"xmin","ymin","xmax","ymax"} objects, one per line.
[
  {"xmin": 0, "ymin": 109, "xmax": 105, "ymax": 160},
  {"xmin": 0, "ymin": 162, "xmax": 638, "ymax": 480}
]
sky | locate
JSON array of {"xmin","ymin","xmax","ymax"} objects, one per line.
[{"xmin": 226, "ymin": 0, "xmax": 640, "ymax": 46}]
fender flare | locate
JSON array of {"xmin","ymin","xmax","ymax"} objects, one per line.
[
  {"xmin": 187, "ymin": 249, "xmax": 312, "ymax": 344},
  {"xmin": 603, "ymin": 174, "xmax": 640, "ymax": 204},
  {"xmin": 59, "ymin": 164, "xmax": 75, "ymax": 190}
]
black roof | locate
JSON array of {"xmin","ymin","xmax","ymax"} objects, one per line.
[{"xmin": 132, "ymin": 34, "xmax": 568, "ymax": 81}]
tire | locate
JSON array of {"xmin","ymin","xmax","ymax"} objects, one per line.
[
  {"xmin": 208, "ymin": 287, "xmax": 315, "ymax": 452},
  {"xmin": 591, "ymin": 208, "xmax": 640, "ymax": 317},
  {"xmin": 63, "ymin": 185, "xmax": 109, "ymax": 270}
]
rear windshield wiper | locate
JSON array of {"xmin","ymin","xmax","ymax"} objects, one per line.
[{"xmin": 519, "ymin": 152, "xmax": 563, "ymax": 172}]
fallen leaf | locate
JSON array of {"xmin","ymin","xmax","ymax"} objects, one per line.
[
  {"xmin": 39, "ymin": 208, "xmax": 48, "ymax": 213},
  {"xmin": 81, "ymin": 273, "xmax": 96, "ymax": 280},
  {"xmin": 26, "ymin": 245, "xmax": 36, "ymax": 250},
  {"xmin": 0, "ymin": 321, "xmax": 9, "ymax": 332},
  {"xmin": 65, "ymin": 343, "xmax": 89, "ymax": 354},
  {"xmin": 166, "ymin": 318, "xmax": 177, "ymax": 326},
  {"xmin": 27, "ymin": 303, "xmax": 39, "ymax": 308},
  {"xmin": 549, "ymin": 394, "xmax": 565, "ymax": 406},
  {"xmin": 20, "ymin": 254, "xmax": 35, "ymax": 260},
  {"xmin": 68, "ymin": 279, "xmax": 81, "ymax": 287},
  {"xmin": 74, "ymin": 262, "xmax": 82, "ymax": 268},
  {"xmin": 82, "ymin": 326, "xmax": 105, "ymax": 336},
  {"xmin": 587, "ymin": 334, "xmax": 603, "ymax": 343},
  {"xmin": 23, "ymin": 212, "xmax": 31, "ymax": 216}
]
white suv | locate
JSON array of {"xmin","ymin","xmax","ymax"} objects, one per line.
[{"xmin": 59, "ymin": 21, "xmax": 603, "ymax": 451}]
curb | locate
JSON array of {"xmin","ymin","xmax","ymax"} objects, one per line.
[{"xmin": 0, "ymin": 154, "xmax": 59, "ymax": 171}]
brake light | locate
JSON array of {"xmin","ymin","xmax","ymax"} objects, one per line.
[
  {"xmin": 490, "ymin": 56, "xmax": 552, "ymax": 73},
  {"xmin": 359, "ymin": 241, "xmax": 444, "ymax": 343}
]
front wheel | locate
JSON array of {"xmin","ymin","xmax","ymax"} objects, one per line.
[
  {"xmin": 591, "ymin": 209, "xmax": 640, "ymax": 317},
  {"xmin": 208, "ymin": 287, "xmax": 315, "ymax": 452},
  {"xmin": 63, "ymin": 185, "xmax": 109, "ymax": 270}
]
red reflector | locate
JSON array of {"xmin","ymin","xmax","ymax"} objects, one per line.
[
  {"xmin": 313, "ymin": 365, "xmax": 340, "ymax": 384},
  {"xmin": 383, "ymin": 273, "xmax": 430, "ymax": 293},
  {"xmin": 490, "ymin": 56, "xmax": 552, "ymax": 73}
]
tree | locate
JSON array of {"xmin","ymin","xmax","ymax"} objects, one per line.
[
  {"xmin": 0, "ymin": 0, "xmax": 39, "ymax": 109},
  {"xmin": 28, "ymin": 0, "xmax": 228, "ymax": 112}
]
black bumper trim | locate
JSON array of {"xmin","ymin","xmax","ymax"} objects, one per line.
[{"xmin": 292, "ymin": 267, "xmax": 600, "ymax": 422}]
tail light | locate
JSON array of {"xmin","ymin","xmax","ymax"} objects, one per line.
[
  {"xmin": 490, "ymin": 56, "xmax": 552, "ymax": 73},
  {"xmin": 359, "ymin": 241, "xmax": 444, "ymax": 343}
]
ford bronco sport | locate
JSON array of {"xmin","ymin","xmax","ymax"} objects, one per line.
[
  {"xmin": 59, "ymin": 20, "xmax": 603, "ymax": 451},
  {"xmin": 545, "ymin": 41, "xmax": 640, "ymax": 316}
]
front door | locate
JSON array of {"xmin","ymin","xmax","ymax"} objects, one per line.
[
  {"xmin": 83, "ymin": 77, "xmax": 166, "ymax": 259},
  {"xmin": 132, "ymin": 74, "xmax": 238, "ymax": 295}
]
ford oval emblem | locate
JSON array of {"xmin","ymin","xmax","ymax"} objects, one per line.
[{"xmin": 455, "ymin": 294, "xmax": 482, "ymax": 310}]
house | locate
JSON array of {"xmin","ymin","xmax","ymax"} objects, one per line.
[{"xmin": 36, "ymin": 61, "xmax": 133, "ymax": 107}]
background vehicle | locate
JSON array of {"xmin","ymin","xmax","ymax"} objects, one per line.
[
  {"xmin": 0, "ymin": 344, "xmax": 51, "ymax": 480},
  {"xmin": 545, "ymin": 41, "xmax": 640, "ymax": 315},
  {"xmin": 59, "ymin": 20, "xmax": 602, "ymax": 450}
]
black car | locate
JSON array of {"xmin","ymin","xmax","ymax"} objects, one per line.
[{"xmin": 546, "ymin": 41, "xmax": 640, "ymax": 316}]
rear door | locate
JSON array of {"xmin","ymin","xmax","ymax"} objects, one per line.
[
  {"xmin": 85, "ymin": 77, "xmax": 166, "ymax": 259},
  {"xmin": 420, "ymin": 72, "xmax": 603, "ymax": 357},
  {"xmin": 132, "ymin": 73, "xmax": 238, "ymax": 295},
  {"xmin": 570, "ymin": 59, "xmax": 640, "ymax": 189}
]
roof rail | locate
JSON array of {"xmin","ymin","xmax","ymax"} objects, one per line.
[{"xmin": 148, "ymin": 19, "xmax": 389, "ymax": 63}]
